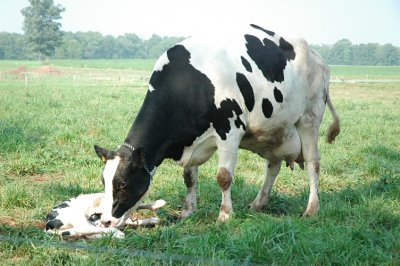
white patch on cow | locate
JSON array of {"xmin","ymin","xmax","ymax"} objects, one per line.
[
  {"xmin": 101, "ymin": 156, "xmax": 120, "ymax": 225},
  {"xmin": 153, "ymin": 53, "xmax": 170, "ymax": 72},
  {"xmin": 149, "ymin": 166, "xmax": 157, "ymax": 176},
  {"xmin": 114, "ymin": 189, "xmax": 150, "ymax": 228},
  {"xmin": 178, "ymin": 125, "xmax": 217, "ymax": 167},
  {"xmin": 147, "ymin": 52, "xmax": 171, "ymax": 93},
  {"xmin": 149, "ymin": 84, "xmax": 155, "ymax": 92}
]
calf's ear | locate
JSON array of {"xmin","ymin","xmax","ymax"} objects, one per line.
[{"xmin": 94, "ymin": 145, "xmax": 109, "ymax": 163}]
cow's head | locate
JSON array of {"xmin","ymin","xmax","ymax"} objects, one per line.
[{"xmin": 94, "ymin": 144, "xmax": 151, "ymax": 228}]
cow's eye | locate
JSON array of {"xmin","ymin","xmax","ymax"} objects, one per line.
[{"xmin": 119, "ymin": 181, "xmax": 126, "ymax": 189}]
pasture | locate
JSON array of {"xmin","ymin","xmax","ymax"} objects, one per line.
[{"xmin": 0, "ymin": 61, "xmax": 399, "ymax": 265}]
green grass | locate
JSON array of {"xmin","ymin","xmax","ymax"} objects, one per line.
[
  {"xmin": 330, "ymin": 65, "xmax": 400, "ymax": 79},
  {"xmin": 0, "ymin": 61, "xmax": 399, "ymax": 265},
  {"xmin": 52, "ymin": 59, "xmax": 156, "ymax": 70}
]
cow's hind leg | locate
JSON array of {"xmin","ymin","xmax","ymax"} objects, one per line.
[
  {"xmin": 249, "ymin": 160, "xmax": 282, "ymax": 211},
  {"xmin": 181, "ymin": 166, "xmax": 199, "ymax": 219},
  {"xmin": 299, "ymin": 113, "xmax": 323, "ymax": 217}
]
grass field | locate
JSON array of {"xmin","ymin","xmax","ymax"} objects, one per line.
[
  {"xmin": 330, "ymin": 65, "xmax": 400, "ymax": 80},
  {"xmin": 0, "ymin": 61, "xmax": 399, "ymax": 265}
]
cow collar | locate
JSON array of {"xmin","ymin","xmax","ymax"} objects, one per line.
[{"xmin": 122, "ymin": 143, "xmax": 153, "ymax": 179}]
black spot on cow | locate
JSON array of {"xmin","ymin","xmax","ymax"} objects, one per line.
[
  {"xmin": 262, "ymin": 98, "xmax": 273, "ymax": 118},
  {"xmin": 279, "ymin": 37, "xmax": 296, "ymax": 61},
  {"xmin": 130, "ymin": 45, "xmax": 246, "ymax": 165},
  {"xmin": 88, "ymin": 213, "xmax": 102, "ymax": 222},
  {"xmin": 240, "ymin": 56, "xmax": 252, "ymax": 72},
  {"xmin": 61, "ymin": 231, "xmax": 71, "ymax": 236},
  {"xmin": 236, "ymin": 72, "xmax": 255, "ymax": 111},
  {"xmin": 167, "ymin": 44, "xmax": 191, "ymax": 64},
  {"xmin": 274, "ymin": 87, "xmax": 283, "ymax": 103},
  {"xmin": 244, "ymin": 34, "xmax": 287, "ymax": 83},
  {"xmin": 213, "ymin": 98, "xmax": 246, "ymax": 140},
  {"xmin": 46, "ymin": 219, "xmax": 64, "ymax": 230},
  {"xmin": 46, "ymin": 210, "xmax": 59, "ymax": 221},
  {"xmin": 55, "ymin": 202, "xmax": 69, "ymax": 209},
  {"xmin": 250, "ymin": 24, "xmax": 275, "ymax": 37}
]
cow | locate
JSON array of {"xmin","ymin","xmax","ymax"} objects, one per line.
[
  {"xmin": 45, "ymin": 193, "xmax": 166, "ymax": 239},
  {"xmin": 94, "ymin": 24, "xmax": 340, "ymax": 228}
]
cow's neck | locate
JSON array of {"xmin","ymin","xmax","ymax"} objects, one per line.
[{"xmin": 123, "ymin": 98, "xmax": 174, "ymax": 168}]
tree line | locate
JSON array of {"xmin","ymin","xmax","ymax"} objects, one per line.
[
  {"xmin": 311, "ymin": 39, "xmax": 400, "ymax": 66},
  {"xmin": 0, "ymin": 31, "xmax": 399, "ymax": 65},
  {"xmin": 0, "ymin": 31, "xmax": 185, "ymax": 60}
]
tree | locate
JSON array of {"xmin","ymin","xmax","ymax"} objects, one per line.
[
  {"xmin": 55, "ymin": 32, "xmax": 83, "ymax": 59},
  {"xmin": 351, "ymin": 43, "xmax": 378, "ymax": 65},
  {"xmin": 0, "ymin": 32, "xmax": 28, "ymax": 59},
  {"xmin": 376, "ymin": 43, "xmax": 399, "ymax": 66},
  {"xmin": 329, "ymin": 39, "xmax": 353, "ymax": 65},
  {"xmin": 21, "ymin": 0, "xmax": 65, "ymax": 60},
  {"xmin": 115, "ymin": 34, "xmax": 144, "ymax": 58}
]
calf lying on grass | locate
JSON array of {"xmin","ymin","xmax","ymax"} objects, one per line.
[{"xmin": 45, "ymin": 193, "xmax": 166, "ymax": 239}]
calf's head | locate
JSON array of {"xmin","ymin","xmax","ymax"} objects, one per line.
[{"xmin": 94, "ymin": 145, "xmax": 151, "ymax": 227}]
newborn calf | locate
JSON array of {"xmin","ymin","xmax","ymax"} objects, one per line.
[{"xmin": 45, "ymin": 193, "xmax": 165, "ymax": 239}]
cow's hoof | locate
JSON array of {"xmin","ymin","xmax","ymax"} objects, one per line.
[
  {"xmin": 217, "ymin": 212, "xmax": 232, "ymax": 223},
  {"xmin": 249, "ymin": 202, "xmax": 264, "ymax": 212},
  {"xmin": 180, "ymin": 209, "xmax": 194, "ymax": 219},
  {"xmin": 302, "ymin": 202, "xmax": 320, "ymax": 217}
]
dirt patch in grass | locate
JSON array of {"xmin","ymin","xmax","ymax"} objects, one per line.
[
  {"xmin": 5, "ymin": 65, "xmax": 27, "ymax": 78},
  {"xmin": 31, "ymin": 66, "xmax": 63, "ymax": 75},
  {"xmin": 4, "ymin": 65, "xmax": 63, "ymax": 78},
  {"xmin": 0, "ymin": 216, "xmax": 17, "ymax": 226},
  {"xmin": 9, "ymin": 172, "xmax": 66, "ymax": 183},
  {"xmin": 30, "ymin": 174, "xmax": 51, "ymax": 183},
  {"xmin": 0, "ymin": 216, "xmax": 46, "ymax": 229}
]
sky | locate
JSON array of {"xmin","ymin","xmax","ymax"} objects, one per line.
[{"xmin": 0, "ymin": 0, "xmax": 399, "ymax": 45}]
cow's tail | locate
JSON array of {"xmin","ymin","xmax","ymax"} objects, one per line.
[{"xmin": 326, "ymin": 92, "xmax": 340, "ymax": 144}]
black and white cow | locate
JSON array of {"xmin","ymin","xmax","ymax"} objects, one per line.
[{"xmin": 94, "ymin": 24, "xmax": 340, "ymax": 228}]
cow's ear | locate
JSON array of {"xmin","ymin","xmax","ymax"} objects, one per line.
[
  {"xmin": 130, "ymin": 147, "xmax": 146, "ymax": 168},
  {"xmin": 94, "ymin": 145, "xmax": 109, "ymax": 163}
]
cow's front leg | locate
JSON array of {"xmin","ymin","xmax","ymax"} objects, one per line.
[
  {"xmin": 250, "ymin": 160, "xmax": 282, "ymax": 211},
  {"xmin": 181, "ymin": 166, "xmax": 198, "ymax": 219},
  {"xmin": 216, "ymin": 146, "xmax": 239, "ymax": 222}
]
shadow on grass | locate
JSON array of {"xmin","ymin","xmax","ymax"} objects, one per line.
[
  {"xmin": 0, "ymin": 119, "xmax": 48, "ymax": 154},
  {"xmin": 363, "ymin": 144, "xmax": 400, "ymax": 177},
  {"xmin": 167, "ymin": 144, "xmax": 399, "ymax": 224}
]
